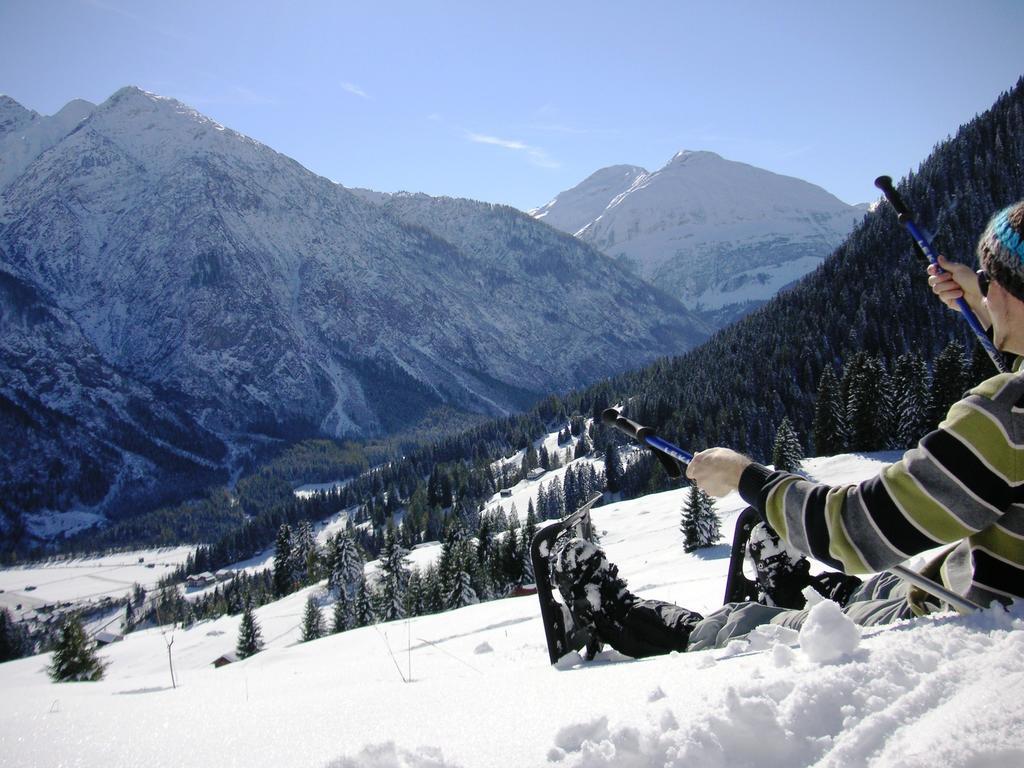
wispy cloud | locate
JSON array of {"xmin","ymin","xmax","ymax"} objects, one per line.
[
  {"xmin": 341, "ymin": 82, "xmax": 369, "ymax": 99},
  {"xmin": 467, "ymin": 132, "xmax": 559, "ymax": 168},
  {"xmin": 468, "ymin": 133, "xmax": 529, "ymax": 151}
]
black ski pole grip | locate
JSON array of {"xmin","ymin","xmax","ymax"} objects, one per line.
[
  {"xmin": 601, "ymin": 406, "xmax": 689, "ymax": 478},
  {"xmin": 601, "ymin": 406, "xmax": 646, "ymax": 440},
  {"xmin": 874, "ymin": 175, "xmax": 911, "ymax": 222}
]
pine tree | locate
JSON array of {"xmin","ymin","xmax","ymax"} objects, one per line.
[
  {"xmin": 930, "ymin": 339, "xmax": 969, "ymax": 426},
  {"xmin": 236, "ymin": 601, "xmax": 264, "ymax": 659},
  {"xmin": 1, "ymin": 608, "xmax": 29, "ymax": 662},
  {"xmin": 604, "ymin": 443, "xmax": 624, "ymax": 494},
  {"xmin": 447, "ymin": 567, "xmax": 479, "ymax": 609},
  {"xmin": 48, "ymin": 616, "xmax": 108, "ymax": 682},
  {"xmin": 403, "ymin": 569, "xmax": 427, "ymax": 617},
  {"xmin": 331, "ymin": 591, "xmax": 353, "ymax": 633},
  {"xmin": 844, "ymin": 352, "xmax": 885, "ymax": 452},
  {"xmin": 680, "ymin": 486, "xmax": 721, "ymax": 553},
  {"xmin": 892, "ymin": 353, "xmax": 932, "ymax": 448},
  {"xmin": 300, "ymin": 595, "xmax": 324, "ymax": 642},
  {"xmin": 812, "ymin": 370, "xmax": 843, "ymax": 455},
  {"xmin": 333, "ymin": 531, "xmax": 365, "ymax": 599},
  {"xmin": 376, "ymin": 529, "xmax": 411, "ymax": 622},
  {"xmin": 273, "ymin": 524, "xmax": 294, "ymax": 597},
  {"xmin": 501, "ymin": 513, "xmax": 523, "ymax": 589},
  {"xmin": 771, "ymin": 417, "xmax": 804, "ymax": 473},
  {"xmin": 521, "ymin": 506, "xmax": 538, "ymax": 585},
  {"xmin": 289, "ymin": 521, "xmax": 318, "ymax": 586},
  {"xmin": 355, "ymin": 581, "xmax": 375, "ymax": 627},
  {"xmin": 575, "ymin": 429, "xmax": 593, "ymax": 459}
]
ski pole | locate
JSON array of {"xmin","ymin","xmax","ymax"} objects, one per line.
[
  {"xmin": 601, "ymin": 406, "xmax": 691, "ymax": 478},
  {"xmin": 888, "ymin": 563, "xmax": 982, "ymax": 614},
  {"xmin": 874, "ymin": 175, "xmax": 1008, "ymax": 373}
]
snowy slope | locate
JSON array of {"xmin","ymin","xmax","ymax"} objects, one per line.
[
  {"xmin": 2, "ymin": 452, "xmax": 1021, "ymax": 767},
  {"xmin": 530, "ymin": 165, "xmax": 647, "ymax": 235},
  {"xmin": 534, "ymin": 151, "xmax": 867, "ymax": 326}
]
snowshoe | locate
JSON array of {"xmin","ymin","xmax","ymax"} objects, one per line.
[
  {"xmin": 723, "ymin": 506, "xmax": 761, "ymax": 605},
  {"xmin": 530, "ymin": 494, "xmax": 604, "ymax": 664}
]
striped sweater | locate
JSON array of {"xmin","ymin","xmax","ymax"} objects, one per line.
[{"xmin": 739, "ymin": 367, "xmax": 1024, "ymax": 610}]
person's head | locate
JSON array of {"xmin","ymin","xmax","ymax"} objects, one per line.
[
  {"xmin": 979, "ymin": 202, "xmax": 1024, "ymax": 299},
  {"xmin": 978, "ymin": 201, "xmax": 1024, "ymax": 354}
]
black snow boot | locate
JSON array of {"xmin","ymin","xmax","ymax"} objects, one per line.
[
  {"xmin": 747, "ymin": 522, "xmax": 813, "ymax": 609},
  {"xmin": 552, "ymin": 537, "xmax": 636, "ymax": 658}
]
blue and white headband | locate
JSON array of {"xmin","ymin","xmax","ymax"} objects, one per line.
[{"xmin": 991, "ymin": 207, "xmax": 1024, "ymax": 263}]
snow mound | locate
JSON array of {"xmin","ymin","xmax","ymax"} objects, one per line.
[
  {"xmin": 799, "ymin": 599, "xmax": 862, "ymax": 663},
  {"xmin": 326, "ymin": 742, "xmax": 461, "ymax": 767},
  {"xmin": 549, "ymin": 605, "xmax": 1024, "ymax": 768}
]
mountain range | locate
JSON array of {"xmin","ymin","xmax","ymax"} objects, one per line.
[
  {"xmin": 0, "ymin": 87, "xmax": 708, "ymax": 538},
  {"xmin": 532, "ymin": 151, "xmax": 868, "ymax": 326}
]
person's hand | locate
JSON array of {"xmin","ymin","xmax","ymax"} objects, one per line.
[
  {"xmin": 928, "ymin": 255, "xmax": 991, "ymax": 327},
  {"xmin": 685, "ymin": 447, "xmax": 752, "ymax": 497}
]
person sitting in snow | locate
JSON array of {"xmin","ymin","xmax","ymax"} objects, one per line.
[{"xmin": 554, "ymin": 200, "xmax": 1024, "ymax": 658}]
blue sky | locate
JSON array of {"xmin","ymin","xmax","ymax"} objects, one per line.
[{"xmin": 2, "ymin": 1, "xmax": 1022, "ymax": 210}]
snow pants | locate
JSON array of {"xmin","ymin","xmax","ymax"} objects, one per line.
[{"xmin": 686, "ymin": 572, "xmax": 916, "ymax": 652}]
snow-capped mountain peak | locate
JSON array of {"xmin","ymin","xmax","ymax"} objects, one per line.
[
  {"xmin": 533, "ymin": 151, "xmax": 865, "ymax": 326},
  {"xmin": 531, "ymin": 164, "xmax": 648, "ymax": 236}
]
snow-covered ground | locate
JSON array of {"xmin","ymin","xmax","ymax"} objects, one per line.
[
  {"xmin": 1, "ymin": 453, "xmax": 1022, "ymax": 767},
  {"xmin": 0, "ymin": 547, "xmax": 193, "ymax": 621}
]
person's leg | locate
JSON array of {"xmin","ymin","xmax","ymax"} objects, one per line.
[
  {"xmin": 687, "ymin": 601, "xmax": 796, "ymax": 651},
  {"xmin": 553, "ymin": 537, "xmax": 702, "ymax": 658}
]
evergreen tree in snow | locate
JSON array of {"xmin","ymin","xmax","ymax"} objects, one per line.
[
  {"xmin": 575, "ymin": 429, "xmax": 593, "ymax": 459},
  {"xmin": 771, "ymin": 417, "xmax": 804, "ymax": 473},
  {"xmin": 892, "ymin": 353, "xmax": 932, "ymax": 448},
  {"xmin": 446, "ymin": 565, "xmax": 479, "ymax": 609},
  {"xmin": 403, "ymin": 569, "xmax": 427, "ymax": 617},
  {"xmin": 236, "ymin": 601, "xmax": 264, "ymax": 659},
  {"xmin": 1, "ymin": 608, "xmax": 30, "ymax": 662},
  {"xmin": 604, "ymin": 442, "xmax": 624, "ymax": 494},
  {"xmin": 521, "ymin": 505, "xmax": 538, "ymax": 585},
  {"xmin": 501, "ymin": 511, "xmax": 524, "ymax": 589},
  {"xmin": 355, "ymin": 580, "xmax": 375, "ymax": 627},
  {"xmin": 421, "ymin": 564, "xmax": 444, "ymax": 615},
  {"xmin": 811, "ymin": 366, "xmax": 843, "ymax": 456},
  {"xmin": 300, "ymin": 595, "xmax": 324, "ymax": 642},
  {"xmin": 547, "ymin": 475, "xmax": 565, "ymax": 519},
  {"xmin": 332, "ymin": 531, "xmax": 365, "ymax": 599},
  {"xmin": 48, "ymin": 616, "xmax": 107, "ymax": 682},
  {"xmin": 331, "ymin": 591, "xmax": 353, "ymax": 634},
  {"xmin": 289, "ymin": 520, "xmax": 318, "ymax": 586},
  {"xmin": 323, "ymin": 534, "xmax": 340, "ymax": 593},
  {"xmin": 876, "ymin": 369, "xmax": 901, "ymax": 449},
  {"xmin": 376, "ymin": 528, "xmax": 412, "ymax": 622},
  {"xmin": 843, "ymin": 352, "xmax": 885, "ymax": 452},
  {"xmin": 680, "ymin": 485, "xmax": 721, "ymax": 553},
  {"xmin": 273, "ymin": 523, "xmax": 294, "ymax": 597},
  {"xmin": 929, "ymin": 339, "xmax": 970, "ymax": 426},
  {"xmin": 123, "ymin": 598, "xmax": 135, "ymax": 632}
]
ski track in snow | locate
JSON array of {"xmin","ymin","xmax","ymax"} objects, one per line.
[{"xmin": 1, "ymin": 452, "xmax": 1023, "ymax": 767}]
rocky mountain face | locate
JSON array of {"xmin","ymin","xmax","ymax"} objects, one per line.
[
  {"xmin": 0, "ymin": 88, "xmax": 708, "ymax": 539},
  {"xmin": 533, "ymin": 151, "xmax": 866, "ymax": 327}
]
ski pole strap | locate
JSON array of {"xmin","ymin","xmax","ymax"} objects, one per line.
[
  {"xmin": 874, "ymin": 175, "xmax": 1008, "ymax": 373},
  {"xmin": 601, "ymin": 407, "xmax": 692, "ymax": 478}
]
